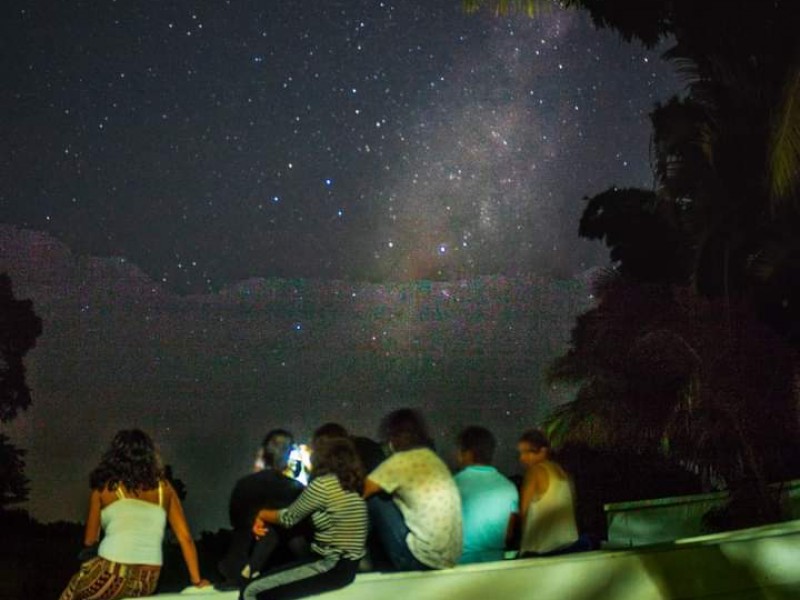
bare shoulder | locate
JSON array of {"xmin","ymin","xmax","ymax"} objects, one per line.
[
  {"xmin": 159, "ymin": 478, "xmax": 175, "ymax": 501},
  {"xmin": 96, "ymin": 484, "xmax": 120, "ymax": 507},
  {"xmin": 523, "ymin": 464, "xmax": 546, "ymax": 488}
]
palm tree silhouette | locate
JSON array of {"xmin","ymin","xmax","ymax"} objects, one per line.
[{"xmin": 464, "ymin": 0, "xmax": 800, "ymax": 523}]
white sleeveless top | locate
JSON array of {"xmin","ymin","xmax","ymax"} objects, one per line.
[
  {"xmin": 98, "ymin": 482, "xmax": 167, "ymax": 565},
  {"xmin": 519, "ymin": 462, "xmax": 578, "ymax": 555}
]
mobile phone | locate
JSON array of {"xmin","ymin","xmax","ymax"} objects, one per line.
[{"xmin": 285, "ymin": 443, "xmax": 312, "ymax": 485}]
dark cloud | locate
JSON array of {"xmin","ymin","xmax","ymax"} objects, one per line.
[{"xmin": 2, "ymin": 225, "xmax": 590, "ymax": 530}]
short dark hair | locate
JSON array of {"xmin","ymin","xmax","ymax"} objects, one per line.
[
  {"xmin": 379, "ymin": 408, "xmax": 431, "ymax": 451},
  {"xmin": 457, "ymin": 426, "xmax": 496, "ymax": 464},
  {"xmin": 519, "ymin": 428, "xmax": 550, "ymax": 451},
  {"xmin": 261, "ymin": 429, "xmax": 294, "ymax": 472},
  {"xmin": 312, "ymin": 422, "xmax": 349, "ymax": 446},
  {"xmin": 311, "ymin": 437, "xmax": 365, "ymax": 494}
]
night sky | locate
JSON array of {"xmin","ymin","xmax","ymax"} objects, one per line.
[
  {"xmin": 3, "ymin": 0, "xmax": 680, "ymax": 293},
  {"xmin": 2, "ymin": 1, "xmax": 683, "ymax": 530}
]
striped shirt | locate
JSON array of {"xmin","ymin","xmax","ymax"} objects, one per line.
[{"xmin": 278, "ymin": 473, "xmax": 368, "ymax": 560}]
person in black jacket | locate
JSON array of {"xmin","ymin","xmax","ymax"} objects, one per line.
[{"xmin": 218, "ymin": 429, "xmax": 307, "ymax": 589}]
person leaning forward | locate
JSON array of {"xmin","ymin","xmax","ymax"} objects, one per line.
[{"xmin": 363, "ymin": 408, "xmax": 462, "ymax": 570}]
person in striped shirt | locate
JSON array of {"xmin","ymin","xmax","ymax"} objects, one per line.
[{"xmin": 242, "ymin": 436, "xmax": 368, "ymax": 600}]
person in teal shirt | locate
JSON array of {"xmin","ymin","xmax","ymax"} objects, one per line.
[{"xmin": 454, "ymin": 426, "xmax": 519, "ymax": 564}]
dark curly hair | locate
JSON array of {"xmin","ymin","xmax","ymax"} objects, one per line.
[
  {"xmin": 90, "ymin": 429, "xmax": 163, "ymax": 491},
  {"xmin": 311, "ymin": 437, "xmax": 364, "ymax": 494}
]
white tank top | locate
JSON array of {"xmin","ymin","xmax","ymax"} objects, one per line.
[
  {"xmin": 519, "ymin": 462, "xmax": 578, "ymax": 555},
  {"xmin": 98, "ymin": 482, "xmax": 167, "ymax": 565}
]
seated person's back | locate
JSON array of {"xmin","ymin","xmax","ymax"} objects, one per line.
[
  {"xmin": 517, "ymin": 429, "xmax": 579, "ymax": 556},
  {"xmin": 364, "ymin": 409, "xmax": 462, "ymax": 570},
  {"xmin": 219, "ymin": 429, "xmax": 305, "ymax": 586},
  {"xmin": 454, "ymin": 426, "xmax": 519, "ymax": 564},
  {"xmin": 229, "ymin": 468, "xmax": 304, "ymax": 532}
]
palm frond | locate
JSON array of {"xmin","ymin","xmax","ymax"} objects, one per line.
[
  {"xmin": 462, "ymin": 0, "xmax": 554, "ymax": 17},
  {"xmin": 768, "ymin": 62, "xmax": 800, "ymax": 203},
  {"xmin": 662, "ymin": 50, "xmax": 701, "ymax": 89}
]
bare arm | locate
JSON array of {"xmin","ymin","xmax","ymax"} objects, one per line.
[
  {"xmin": 252, "ymin": 508, "xmax": 280, "ymax": 537},
  {"xmin": 519, "ymin": 468, "xmax": 538, "ymax": 523},
  {"xmin": 165, "ymin": 482, "xmax": 209, "ymax": 588},
  {"xmin": 519, "ymin": 464, "xmax": 550, "ymax": 523},
  {"xmin": 83, "ymin": 490, "xmax": 102, "ymax": 546},
  {"xmin": 255, "ymin": 508, "xmax": 280, "ymax": 524},
  {"xmin": 254, "ymin": 477, "xmax": 329, "ymax": 537}
]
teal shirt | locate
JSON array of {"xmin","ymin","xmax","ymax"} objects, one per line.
[{"xmin": 454, "ymin": 465, "xmax": 519, "ymax": 564}]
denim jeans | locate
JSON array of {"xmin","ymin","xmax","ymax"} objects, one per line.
[{"xmin": 367, "ymin": 495, "xmax": 430, "ymax": 572}]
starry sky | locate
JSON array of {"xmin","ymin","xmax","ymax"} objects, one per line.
[
  {"xmin": 2, "ymin": 1, "xmax": 685, "ymax": 531},
  {"xmin": 2, "ymin": 0, "xmax": 681, "ymax": 294}
]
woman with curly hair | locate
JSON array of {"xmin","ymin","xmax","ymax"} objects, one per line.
[
  {"xmin": 243, "ymin": 435, "xmax": 368, "ymax": 600},
  {"xmin": 59, "ymin": 429, "xmax": 210, "ymax": 599}
]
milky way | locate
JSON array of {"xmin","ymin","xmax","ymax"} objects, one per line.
[
  {"xmin": 1, "ymin": 0, "xmax": 688, "ymax": 531},
  {"xmin": 2, "ymin": 1, "xmax": 681, "ymax": 293}
]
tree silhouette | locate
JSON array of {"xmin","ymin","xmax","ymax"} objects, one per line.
[
  {"xmin": 548, "ymin": 274, "xmax": 798, "ymax": 496},
  {"xmin": 0, "ymin": 273, "xmax": 42, "ymax": 508},
  {"xmin": 548, "ymin": 1, "xmax": 800, "ymax": 523},
  {"xmin": 0, "ymin": 273, "xmax": 43, "ymax": 423},
  {"xmin": 578, "ymin": 187, "xmax": 690, "ymax": 284},
  {"xmin": 461, "ymin": 1, "xmax": 800, "ymax": 523},
  {"xmin": 0, "ymin": 433, "xmax": 29, "ymax": 509}
]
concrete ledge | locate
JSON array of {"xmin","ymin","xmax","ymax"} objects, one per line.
[
  {"xmin": 156, "ymin": 519, "xmax": 800, "ymax": 599},
  {"xmin": 605, "ymin": 479, "xmax": 800, "ymax": 547}
]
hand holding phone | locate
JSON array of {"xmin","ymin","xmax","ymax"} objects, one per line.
[{"xmin": 285, "ymin": 443, "xmax": 312, "ymax": 485}]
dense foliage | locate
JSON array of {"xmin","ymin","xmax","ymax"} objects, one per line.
[
  {"xmin": 0, "ymin": 273, "xmax": 42, "ymax": 509},
  {"xmin": 546, "ymin": 0, "xmax": 800, "ymax": 522},
  {"xmin": 0, "ymin": 273, "xmax": 42, "ymax": 424},
  {"xmin": 467, "ymin": 0, "xmax": 800, "ymax": 523}
]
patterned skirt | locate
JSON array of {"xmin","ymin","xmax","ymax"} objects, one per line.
[{"xmin": 59, "ymin": 556, "xmax": 161, "ymax": 600}]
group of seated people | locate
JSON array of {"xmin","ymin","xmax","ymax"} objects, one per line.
[
  {"xmin": 218, "ymin": 409, "xmax": 583, "ymax": 599},
  {"xmin": 60, "ymin": 409, "xmax": 583, "ymax": 600}
]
